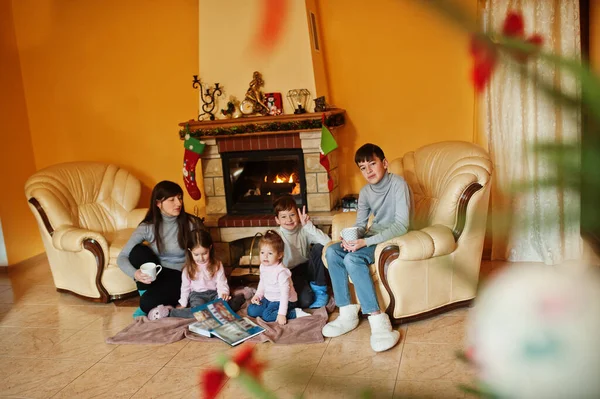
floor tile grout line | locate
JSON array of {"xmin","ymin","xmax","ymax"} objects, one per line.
[
  {"xmin": 142, "ymin": 339, "xmax": 191, "ymax": 378},
  {"xmin": 300, "ymin": 336, "xmax": 333, "ymax": 396},
  {"xmin": 395, "ymin": 325, "xmax": 408, "ymax": 383},
  {"xmin": 98, "ymin": 339, "xmax": 192, "ymax": 398},
  {"xmin": 48, "ymin": 356, "xmax": 98, "ymax": 399},
  {"xmin": 126, "ymin": 366, "xmax": 166, "ymax": 399}
]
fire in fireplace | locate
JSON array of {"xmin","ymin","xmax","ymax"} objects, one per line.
[{"xmin": 222, "ymin": 149, "xmax": 308, "ymax": 214}]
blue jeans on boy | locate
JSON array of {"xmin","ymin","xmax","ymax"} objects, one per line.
[
  {"xmin": 247, "ymin": 298, "xmax": 298, "ymax": 322},
  {"xmin": 325, "ymin": 243, "xmax": 379, "ymax": 314}
]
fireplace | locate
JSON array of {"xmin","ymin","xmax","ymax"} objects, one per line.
[
  {"xmin": 222, "ymin": 149, "xmax": 308, "ymax": 214},
  {"xmin": 179, "ymin": 109, "xmax": 345, "ymax": 265}
]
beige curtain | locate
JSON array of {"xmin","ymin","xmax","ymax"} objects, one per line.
[{"xmin": 482, "ymin": 0, "xmax": 582, "ymax": 264}]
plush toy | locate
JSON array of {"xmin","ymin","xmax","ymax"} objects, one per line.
[{"xmin": 466, "ymin": 264, "xmax": 600, "ymax": 398}]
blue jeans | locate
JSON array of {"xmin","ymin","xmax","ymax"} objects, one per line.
[
  {"xmin": 325, "ymin": 243, "xmax": 379, "ymax": 314},
  {"xmin": 247, "ymin": 298, "xmax": 298, "ymax": 322}
]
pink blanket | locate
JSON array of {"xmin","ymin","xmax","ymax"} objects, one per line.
[{"xmin": 106, "ymin": 307, "xmax": 328, "ymax": 346}]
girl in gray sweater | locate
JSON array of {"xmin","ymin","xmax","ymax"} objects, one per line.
[{"xmin": 117, "ymin": 181, "xmax": 203, "ymax": 314}]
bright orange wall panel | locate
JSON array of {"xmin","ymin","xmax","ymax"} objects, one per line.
[
  {"xmin": 11, "ymin": 0, "xmax": 199, "ymax": 212},
  {"xmin": 0, "ymin": 0, "xmax": 44, "ymax": 264},
  {"xmin": 317, "ymin": 0, "xmax": 477, "ymax": 195}
]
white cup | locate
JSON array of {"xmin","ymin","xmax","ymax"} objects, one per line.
[
  {"xmin": 140, "ymin": 262, "xmax": 163, "ymax": 281},
  {"xmin": 340, "ymin": 227, "xmax": 360, "ymax": 242}
]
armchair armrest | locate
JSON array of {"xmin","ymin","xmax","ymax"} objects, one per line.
[
  {"xmin": 127, "ymin": 208, "xmax": 148, "ymax": 228},
  {"xmin": 52, "ymin": 226, "xmax": 108, "ymax": 254},
  {"xmin": 375, "ymin": 224, "xmax": 457, "ymax": 263},
  {"xmin": 321, "ymin": 240, "xmax": 339, "ymax": 268}
]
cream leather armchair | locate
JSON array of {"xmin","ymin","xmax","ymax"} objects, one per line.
[
  {"xmin": 325, "ymin": 141, "xmax": 492, "ymax": 323},
  {"xmin": 25, "ymin": 162, "xmax": 147, "ymax": 302}
]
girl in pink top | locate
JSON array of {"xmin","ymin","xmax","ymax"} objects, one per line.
[
  {"xmin": 248, "ymin": 230, "xmax": 311, "ymax": 325},
  {"xmin": 148, "ymin": 229, "xmax": 244, "ymax": 320}
]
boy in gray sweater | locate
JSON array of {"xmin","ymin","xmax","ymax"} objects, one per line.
[
  {"xmin": 274, "ymin": 195, "xmax": 331, "ymax": 309},
  {"xmin": 322, "ymin": 143, "xmax": 411, "ymax": 352}
]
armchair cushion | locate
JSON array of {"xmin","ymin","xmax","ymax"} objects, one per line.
[
  {"xmin": 107, "ymin": 228, "xmax": 137, "ymax": 265},
  {"xmin": 127, "ymin": 208, "xmax": 148, "ymax": 229},
  {"xmin": 52, "ymin": 226, "xmax": 109, "ymax": 253}
]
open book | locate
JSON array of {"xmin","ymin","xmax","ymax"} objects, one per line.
[{"xmin": 188, "ymin": 298, "xmax": 265, "ymax": 346}]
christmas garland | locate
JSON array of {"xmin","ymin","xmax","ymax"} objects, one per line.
[{"xmin": 179, "ymin": 113, "xmax": 345, "ymax": 139}]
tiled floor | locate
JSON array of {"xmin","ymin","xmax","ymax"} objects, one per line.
[{"xmin": 0, "ymin": 258, "xmax": 508, "ymax": 398}]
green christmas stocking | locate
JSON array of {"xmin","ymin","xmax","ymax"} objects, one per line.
[{"xmin": 320, "ymin": 115, "xmax": 338, "ymax": 192}]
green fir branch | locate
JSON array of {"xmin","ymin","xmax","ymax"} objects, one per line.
[{"xmin": 178, "ymin": 114, "xmax": 345, "ymax": 139}]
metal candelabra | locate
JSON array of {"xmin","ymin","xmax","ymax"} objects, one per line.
[{"xmin": 192, "ymin": 75, "xmax": 223, "ymax": 121}]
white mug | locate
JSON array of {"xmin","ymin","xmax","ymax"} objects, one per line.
[
  {"xmin": 340, "ymin": 227, "xmax": 360, "ymax": 242},
  {"xmin": 140, "ymin": 262, "xmax": 163, "ymax": 281}
]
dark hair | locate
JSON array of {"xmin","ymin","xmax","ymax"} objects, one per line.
[
  {"xmin": 259, "ymin": 230, "xmax": 285, "ymax": 259},
  {"xmin": 141, "ymin": 180, "xmax": 201, "ymax": 254},
  {"xmin": 184, "ymin": 228, "xmax": 218, "ymax": 280},
  {"xmin": 354, "ymin": 143, "xmax": 386, "ymax": 165},
  {"xmin": 273, "ymin": 195, "xmax": 298, "ymax": 216}
]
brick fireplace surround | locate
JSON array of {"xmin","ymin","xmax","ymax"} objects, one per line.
[{"xmin": 179, "ymin": 109, "xmax": 345, "ymax": 266}]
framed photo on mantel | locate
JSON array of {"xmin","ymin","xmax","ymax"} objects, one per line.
[{"xmin": 264, "ymin": 92, "xmax": 283, "ymax": 116}]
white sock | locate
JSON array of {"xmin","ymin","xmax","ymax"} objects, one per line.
[{"xmin": 295, "ymin": 308, "xmax": 311, "ymax": 318}]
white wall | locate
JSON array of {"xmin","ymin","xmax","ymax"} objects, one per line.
[{"xmin": 199, "ymin": 0, "xmax": 318, "ymax": 116}]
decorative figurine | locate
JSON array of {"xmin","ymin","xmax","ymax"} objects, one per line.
[
  {"xmin": 221, "ymin": 96, "xmax": 240, "ymax": 119},
  {"xmin": 314, "ymin": 96, "xmax": 327, "ymax": 112},
  {"xmin": 221, "ymin": 101, "xmax": 236, "ymax": 119},
  {"xmin": 240, "ymin": 71, "xmax": 270, "ymax": 116}
]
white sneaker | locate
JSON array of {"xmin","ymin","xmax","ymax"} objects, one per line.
[
  {"xmin": 322, "ymin": 304, "xmax": 360, "ymax": 337},
  {"xmin": 368, "ymin": 313, "xmax": 400, "ymax": 352}
]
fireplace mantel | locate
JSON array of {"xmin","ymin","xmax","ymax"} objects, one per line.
[{"xmin": 178, "ymin": 108, "xmax": 345, "ymax": 139}]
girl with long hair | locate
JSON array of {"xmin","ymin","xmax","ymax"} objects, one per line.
[
  {"xmin": 117, "ymin": 181, "xmax": 203, "ymax": 314},
  {"xmin": 147, "ymin": 229, "xmax": 244, "ymax": 320}
]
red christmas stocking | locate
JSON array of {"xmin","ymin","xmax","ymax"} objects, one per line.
[
  {"xmin": 183, "ymin": 135, "xmax": 205, "ymax": 200},
  {"xmin": 319, "ymin": 153, "xmax": 335, "ymax": 192}
]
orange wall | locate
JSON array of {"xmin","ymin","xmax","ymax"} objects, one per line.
[
  {"xmin": 318, "ymin": 0, "xmax": 477, "ymax": 195},
  {"xmin": 6, "ymin": 0, "xmax": 198, "ymax": 262},
  {"xmin": 0, "ymin": 0, "xmax": 43, "ymax": 264}
]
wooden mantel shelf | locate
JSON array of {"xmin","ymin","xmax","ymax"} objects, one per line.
[{"xmin": 178, "ymin": 108, "xmax": 345, "ymax": 140}]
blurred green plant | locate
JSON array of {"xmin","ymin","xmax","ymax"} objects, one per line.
[
  {"xmin": 429, "ymin": 0, "xmax": 600, "ymax": 235},
  {"xmin": 429, "ymin": 1, "xmax": 600, "ymax": 397}
]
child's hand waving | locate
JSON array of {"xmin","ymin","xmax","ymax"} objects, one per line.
[
  {"xmin": 276, "ymin": 314, "xmax": 287, "ymax": 325},
  {"xmin": 298, "ymin": 206, "xmax": 310, "ymax": 226}
]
